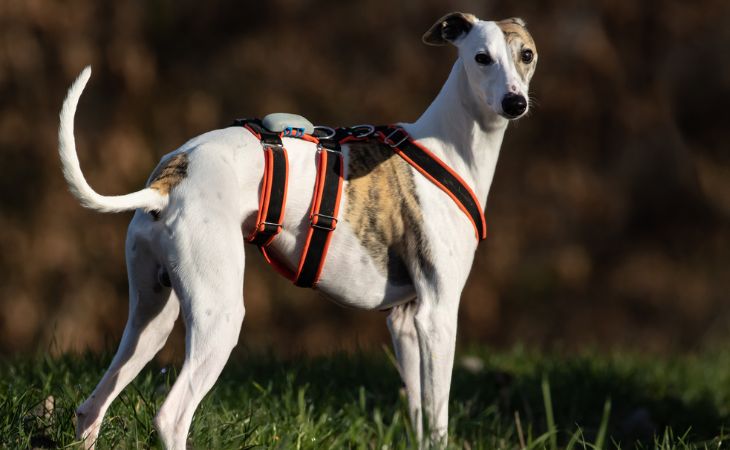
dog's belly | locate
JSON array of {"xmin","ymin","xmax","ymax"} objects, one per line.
[
  {"xmin": 277, "ymin": 139, "xmax": 420, "ymax": 309},
  {"xmin": 260, "ymin": 221, "xmax": 416, "ymax": 310},
  {"xmin": 309, "ymin": 139, "xmax": 424, "ymax": 309},
  {"xmin": 314, "ymin": 224, "xmax": 417, "ymax": 310}
]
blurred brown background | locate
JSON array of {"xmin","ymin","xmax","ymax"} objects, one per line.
[{"xmin": 1, "ymin": 0, "xmax": 728, "ymax": 358}]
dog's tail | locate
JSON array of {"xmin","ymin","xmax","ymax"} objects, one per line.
[{"xmin": 58, "ymin": 66, "xmax": 168, "ymax": 213}]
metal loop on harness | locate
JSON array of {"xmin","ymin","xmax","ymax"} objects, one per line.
[
  {"xmin": 261, "ymin": 140, "xmax": 284, "ymax": 149},
  {"xmin": 257, "ymin": 221, "xmax": 282, "ymax": 233},
  {"xmin": 316, "ymin": 143, "xmax": 341, "ymax": 154},
  {"xmin": 351, "ymin": 124, "xmax": 375, "ymax": 138},
  {"xmin": 313, "ymin": 126, "xmax": 336, "ymax": 140},
  {"xmin": 310, "ymin": 213, "xmax": 338, "ymax": 231},
  {"xmin": 384, "ymin": 127, "xmax": 409, "ymax": 147}
]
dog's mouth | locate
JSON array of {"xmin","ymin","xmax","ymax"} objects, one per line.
[
  {"xmin": 497, "ymin": 107, "xmax": 530, "ymax": 121},
  {"xmin": 500, "ymin": 111, "xmax": 527, "ymax": 120}
]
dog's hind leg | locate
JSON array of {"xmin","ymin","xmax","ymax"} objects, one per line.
[
  {"xmin": 152, "ymin": 214, "xmax": 245, "ymax": 450},
  {"xmin": 76, "ymin": 216, "xmax": 180, "ymax": 449},
  {"xmin": 387, "ymin": 302, "xmax": 423, "ymax": 442}
]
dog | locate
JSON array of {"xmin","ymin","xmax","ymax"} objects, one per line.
[{"xmin": 59, "ymin": 12, "xmax": 537, "ymax": 449}]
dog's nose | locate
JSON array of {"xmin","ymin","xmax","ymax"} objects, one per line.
[{"xmin": 501, "ymin": 93, "xmax": 527, "ymax": 118}]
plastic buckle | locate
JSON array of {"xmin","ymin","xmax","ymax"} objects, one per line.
[
  {"xmin": 384, "ymin": 128, "xmax": 409, "ymax": 147},
  {"xmin": 310, "ymin": 213, "xmax": 337, "ymax": 231},
  {"xmin": 283, "ymin": 126, "xmax": 305, "ymax": 138}
]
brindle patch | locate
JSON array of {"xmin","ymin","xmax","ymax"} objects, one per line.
[
  {"xmin": 345, "ymin": 140, "xmax": 434, "ymax": 285},
  {"xmin": 497, "ymin": 18, "xmax": 538, "ymax": 82},
  {"xmin": 148, "ymin": 153, "xmax": 188, "ymax": 195}
]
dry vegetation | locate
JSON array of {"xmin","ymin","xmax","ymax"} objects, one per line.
[{"xmin": 0, "ymin": 0, "xmax": 729, "ymax": 356}]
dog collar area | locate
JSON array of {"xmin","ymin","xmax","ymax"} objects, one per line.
[{"xmin": 234, "ymin": 115, "xmax": 486, "ymax": 287}]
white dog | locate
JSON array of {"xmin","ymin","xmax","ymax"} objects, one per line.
[{"xmin": 59, "ymin": 12, "xmax": 537, "ymax": 449}]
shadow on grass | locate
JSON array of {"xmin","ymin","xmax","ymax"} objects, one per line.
[
  {"xmin": 448, "ymin": 354, "xmax": 729, "ymax": 447},
  {"xmin": 222, "ymin": 348, "xmax": 730, "ymax": 447}
]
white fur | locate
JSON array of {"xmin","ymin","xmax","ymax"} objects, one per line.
[
  {"xmin": 59, "ymin": 67, "xmax": 168, "ymax": 213},
  {"xmin": 62, "ymin": 15, "xmax": 535, "ymax": 449}
]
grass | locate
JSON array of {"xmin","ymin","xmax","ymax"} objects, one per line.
[{"xmin": 1, "ymin": 345, "xmax": 729, "ymax": 449}]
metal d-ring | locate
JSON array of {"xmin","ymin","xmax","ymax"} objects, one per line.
[
  {"xmin": 313, "ymin": 125, "xmax": 336, "ymax": 140},
  {"xmin": 351, "ymin": 124, "xmax": 375, "ymax": 138}
]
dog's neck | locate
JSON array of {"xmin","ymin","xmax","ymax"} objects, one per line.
[{"xmin": 404, "ymin": 59, "xmax": 509, "ymax": 210}]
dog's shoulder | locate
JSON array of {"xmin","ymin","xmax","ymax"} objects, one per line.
[{"xmin": 344, "ymin": 139, "xmax": 419, "ymax": 227}]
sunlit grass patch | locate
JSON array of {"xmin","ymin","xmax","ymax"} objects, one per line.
[{"xmin": 1, "ymin": 347, "xmax": 729, "ymax": 449}]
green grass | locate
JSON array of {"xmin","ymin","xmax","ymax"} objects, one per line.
[{"xmin": 1, "ymin": 346, "xmax": 729, "ymax": 449}]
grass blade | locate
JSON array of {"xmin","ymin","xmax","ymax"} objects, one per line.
[
  {"xmin": 594, "ymin": 398, "xmax": 611, "ymax": 450},
  {"xmin": 565, "ymin": 427, "xmax": 586, "ymax": 450},
  {"xmin": 542, "ymin": 375, "xmax": 557, "ymax": 450}
]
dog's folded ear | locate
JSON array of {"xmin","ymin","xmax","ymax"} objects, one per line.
[{"xmin": 423, "ymin": 12, "xmax": 477, "ymax": 46}]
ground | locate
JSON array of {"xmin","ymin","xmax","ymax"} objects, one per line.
[{"xmin": 1, "ymin": 346, "xmax": 729, "ymax": 449}]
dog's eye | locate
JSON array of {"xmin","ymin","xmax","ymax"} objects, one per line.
[
  {"xmin": 521, "ymin": 49, "xmax": 534, "ymax": 63},
  {"xmin": 474, "ymin": 52, "xmax": 493, "ymax": 65}
]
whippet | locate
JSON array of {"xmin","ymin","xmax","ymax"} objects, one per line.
[{"xmin": 59, "ymin": 12, "xmax": 537, "ymax": 449}]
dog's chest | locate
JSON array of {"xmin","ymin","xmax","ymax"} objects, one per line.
[{"xmin": 342, "ymin": 141, "xmax": 429, "ymax": 283}]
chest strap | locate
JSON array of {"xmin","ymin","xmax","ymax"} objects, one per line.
[{"xmin": 374, "ymin": 126, "xmax": 487, "ymax": 241}]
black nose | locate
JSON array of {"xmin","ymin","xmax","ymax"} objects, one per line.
[{"xmin": 501, "ymin": 93, "xmax": 527, "ymax": 118}]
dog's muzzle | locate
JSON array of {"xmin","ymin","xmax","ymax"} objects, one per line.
[{"xmin": 501, "ymin": 93, "xmax": 527, "ymax": 118}]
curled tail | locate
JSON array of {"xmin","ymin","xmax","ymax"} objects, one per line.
[{"xmin": 58, "ymin": 66, "xmax": 167, "ymax": 213}]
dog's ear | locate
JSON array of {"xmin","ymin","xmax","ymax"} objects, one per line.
[
  {"xmin": 499, "ymin": 17, "xmax": 527, "ymax": 28},
  {"xmin": 423, "ymin": 12, "xmax": 477, "ymax": 46}
]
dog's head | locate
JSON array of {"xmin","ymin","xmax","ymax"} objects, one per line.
[{"xmin": 424, "ymin": 12, "xmax": 538, "ymax": 120}]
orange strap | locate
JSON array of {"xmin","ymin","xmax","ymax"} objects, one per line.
[
  {"xmin": 294, "ymin": 145, "xmax": 344, "ymax": 287},
  {"xmin": 376, "ymin": 126, "xmax": 487, "ymax": 240},
  {"xmin": 243, "ymin": 122, "xmax": 289, "ymax": 247}
]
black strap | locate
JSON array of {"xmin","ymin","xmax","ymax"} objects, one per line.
[
  {"xmin": 252, "ymin": 144, "xmax": 287, "ymax": 246},
  {"xmin": 237, "ymin": 119, "xmax": 289, "ymax": 247},
  {"xmin": 375, "ymin": 125, "xmax": 487, "ymax": 240},
  {"xmin": 294, "ymin": 140, "xmax": 343, "ymax": 287}
]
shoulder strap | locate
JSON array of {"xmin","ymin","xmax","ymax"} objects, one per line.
[{"xmin": 375, "ymin": 126, "xmax": 487, "ymax": 240}]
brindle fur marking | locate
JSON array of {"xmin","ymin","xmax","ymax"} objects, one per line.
[
  {"xmin": 497, "ymin": 18, "xmax": 538, "ymax": 82},
  {"xmin": 148, "ymin": 153, "xmax": 188, "ymax": 195},
  {"xmin": 345, "ymin": 140, "xmax": 434, "ymax": 285}
]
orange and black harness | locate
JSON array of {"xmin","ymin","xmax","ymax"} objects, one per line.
[{"xmin": 234, "ymin": 119, "xmax": 486, "ymax": 288}]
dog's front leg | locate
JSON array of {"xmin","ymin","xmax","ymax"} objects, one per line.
[
  {"xmin": 387, "ymin": 302, "xmax": 422, "ymax": 442},
  {"xmin": 413, "ymin": 287, "xmax": 460, "ymax": 449}
]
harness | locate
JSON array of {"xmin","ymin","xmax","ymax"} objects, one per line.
[{"xmin": 234, "ymin": 116, "xmax": 486, "ymax": 288}]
